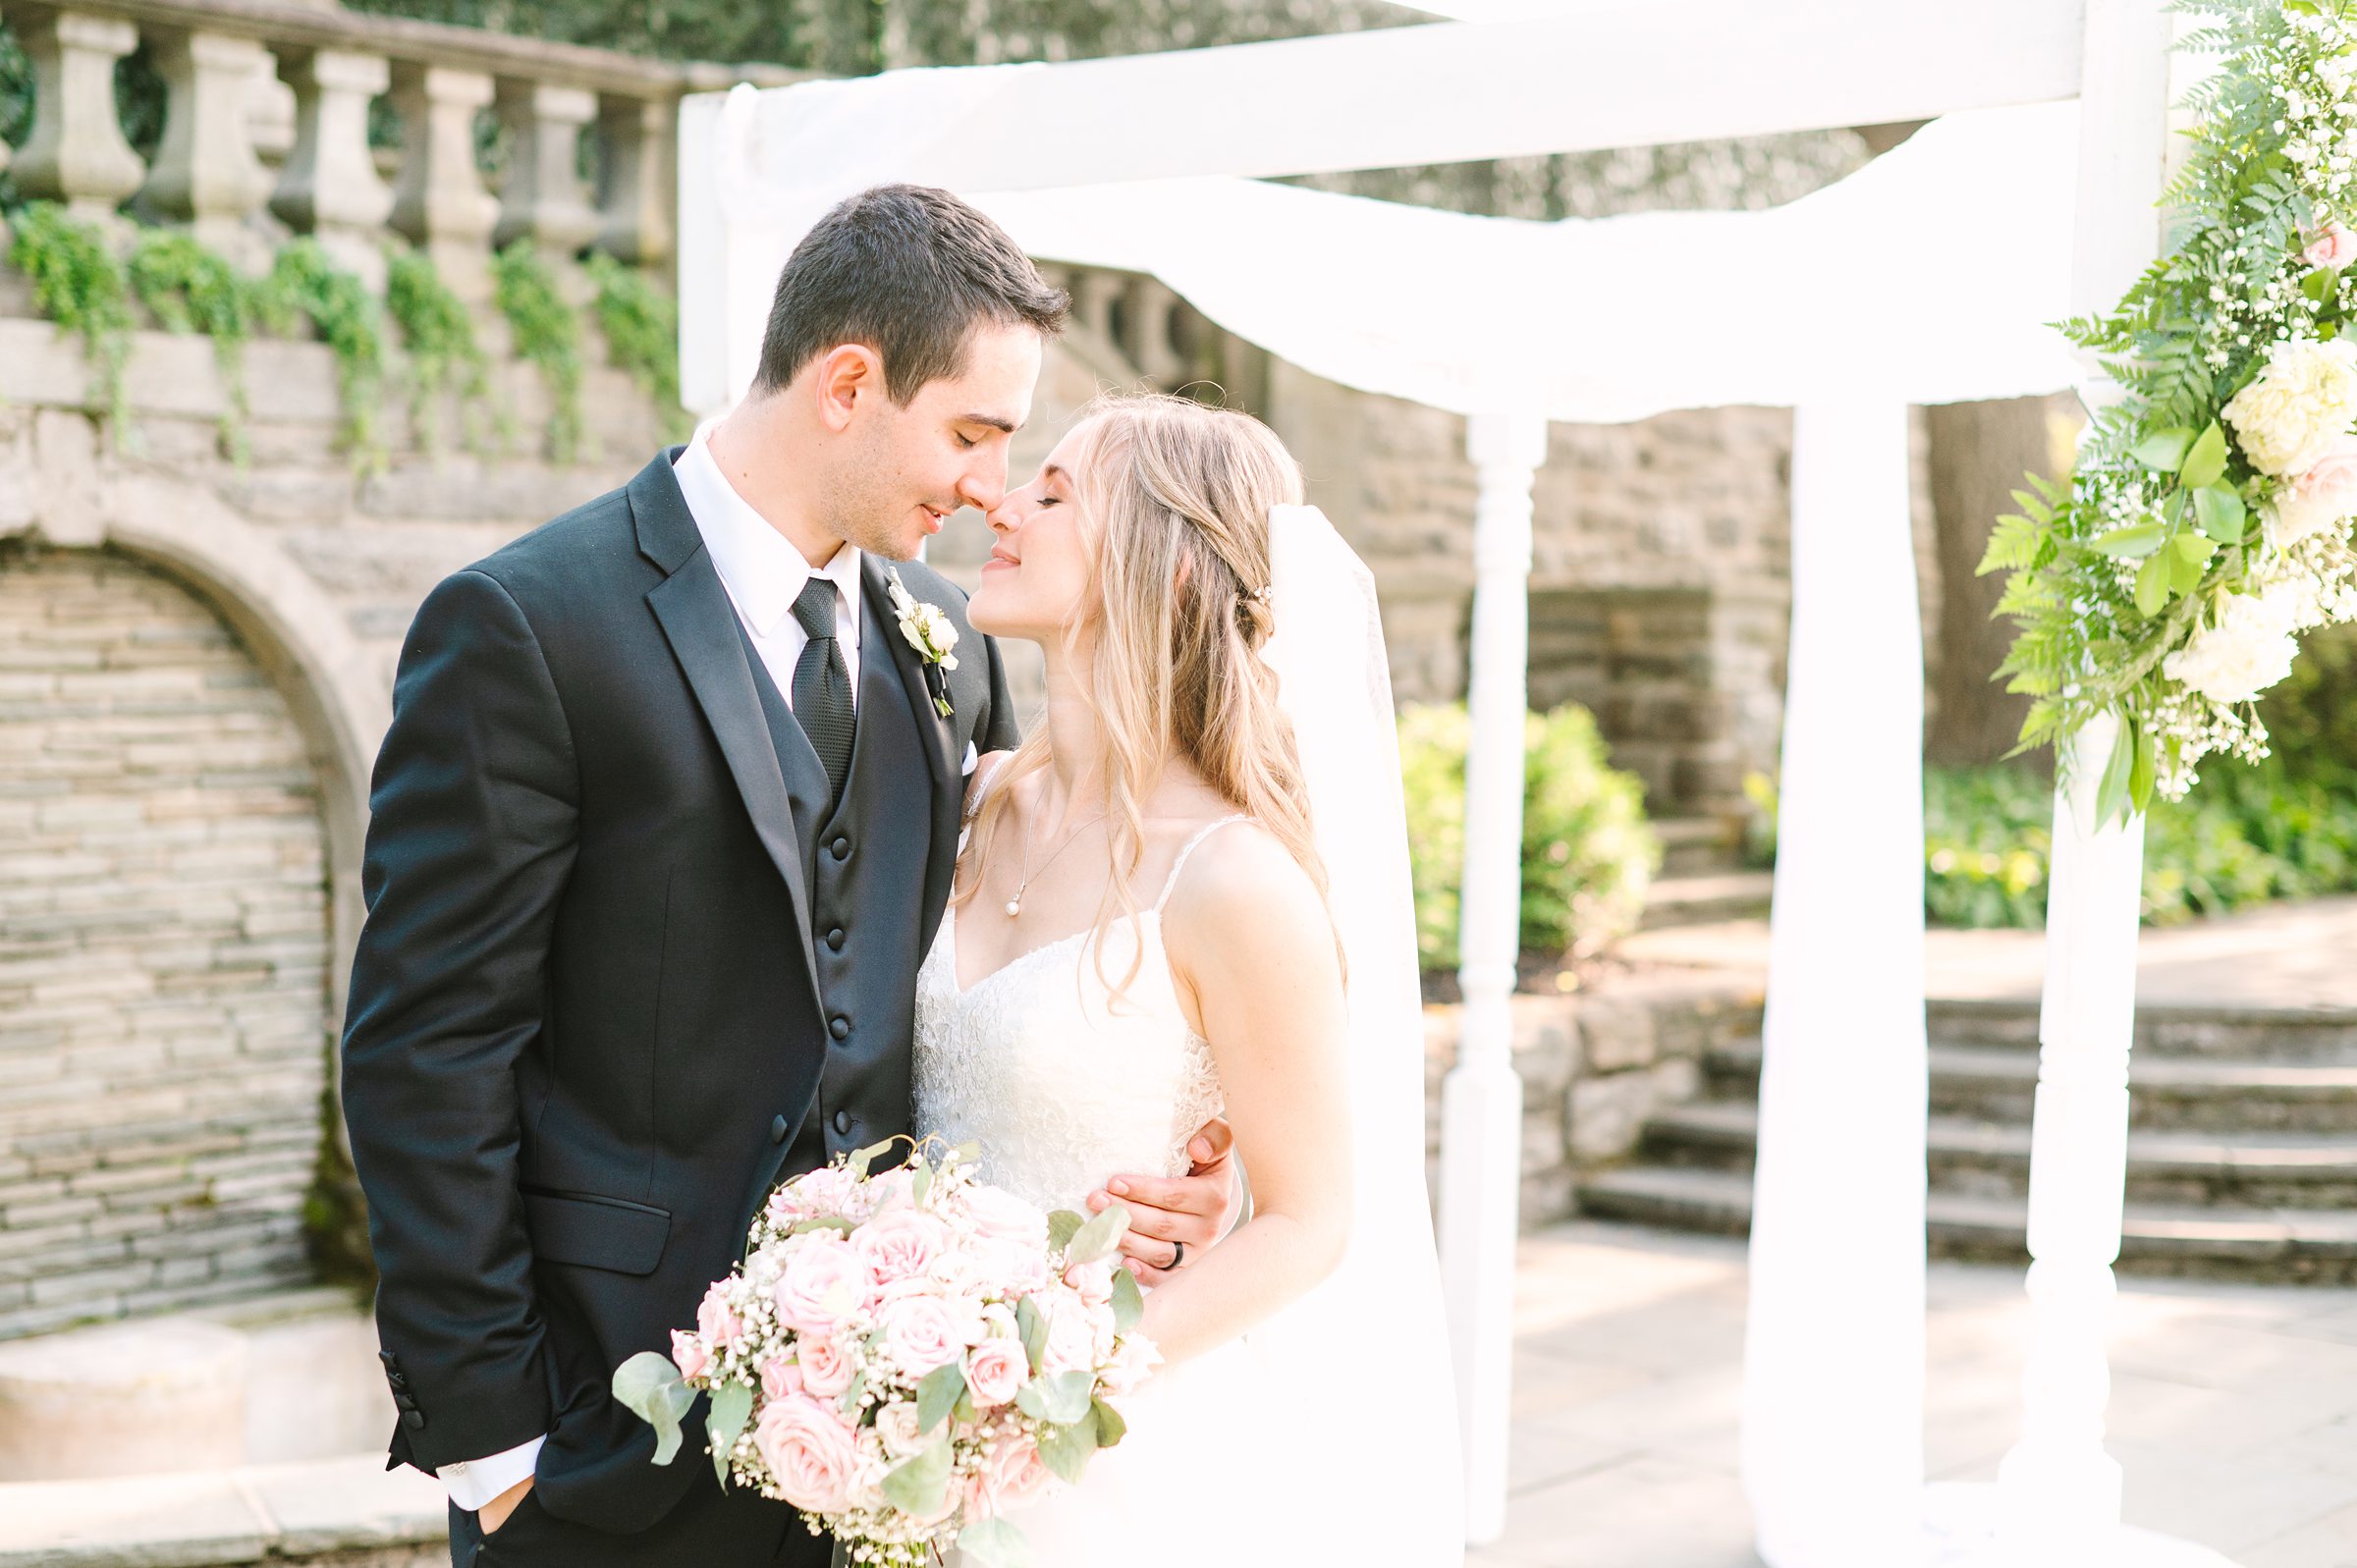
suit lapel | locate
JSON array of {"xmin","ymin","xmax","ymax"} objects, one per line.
[
  {"xmin": 633, "ymin": 455, "xmax": 825, "ymax": 1015},
  {"xmin": 862, "ymin": 559, "xmax": 962, "ymax": 948}
]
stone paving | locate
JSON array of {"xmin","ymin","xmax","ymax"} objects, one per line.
[{"xmin": 1475, "ymin": 1218, "xmax": 2357, "ymax": 1568}]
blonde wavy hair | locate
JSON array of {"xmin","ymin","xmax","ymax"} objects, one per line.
[{"xmin": 955, "ymin": 391, "xmax": 1336, "ymax": 998}]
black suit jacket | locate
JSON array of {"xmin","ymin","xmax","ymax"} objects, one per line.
[{"xmin": 340, "ymin": 450, "xmax": 1017, "ymax": 1537}]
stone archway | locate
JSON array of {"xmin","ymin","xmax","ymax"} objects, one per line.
[{"xmin": 0, "ymin": 544, "xmax": 335, "ymax": 1337}]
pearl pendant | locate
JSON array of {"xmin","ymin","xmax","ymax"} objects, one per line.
[{"xmin": 1005, "ymin": 899, "xmax": 1021, "ymax": 918}]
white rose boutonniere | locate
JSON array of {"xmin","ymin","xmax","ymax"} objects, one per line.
[{"xmin": 885, "ymin": 567, "xmax": 959, "ymax": 718}]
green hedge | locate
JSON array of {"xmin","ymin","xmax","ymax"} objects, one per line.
[
  {"xmin": 1924, "ymin": 760, "xmax": 2357, "ymax": 929},
  {"xmin": 1398, "ymin": 702, "xmax": 1660, "ymax": 972}
]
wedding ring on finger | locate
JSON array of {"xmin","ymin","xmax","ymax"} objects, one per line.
[{"xmin": 1166, "ymin": 1239, "xmax": 1185, "ymax": 1271}]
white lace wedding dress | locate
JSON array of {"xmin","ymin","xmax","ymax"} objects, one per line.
[{"xmin": 912, "ymin": 816, "xmax": 1314, "ymax": 1564}]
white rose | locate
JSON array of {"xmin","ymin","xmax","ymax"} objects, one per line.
[
  {"xmin": 2162, "ymin": 589, "xmax": 2300, "ymax": 704},
  {"xmin": 870, "ymin": 1398, "xmax": 931, "ymax": 1459},
  {"xmin": 2222, "ymin": 338, "xmax": 2357, "ymax": 476}
]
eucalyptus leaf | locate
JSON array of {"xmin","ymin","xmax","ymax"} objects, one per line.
[
  {"xmin": 706, "ymin": 1381, "xmax": 753, "ymax": 1487},
  {"xmin": 612, "ymin": 1351, "xmax": 695, "ymax": 1467},
  {"xmin": 880, "ymin": 1438, "xmax": 954, "ymax": 1515},
  {"xmin": 910, "ymin": 1162, "xmax": 933, "ymax": 1209},
  {"xmin": 791, "ymin": 1216, "xmax": 855, "ymax": 1236},
  {"xmin": 1036, "ymin": 1410, "xmax": 1100, "ymax": 1486},
  {"xmin": 917, "ymin": 1362, "xmax": 965, "ymax": 1433},
  {"xmin": 1090, "ymin": 1398, "xmax": 1129, "ymax": 1450},
  {"xmin": 2193, "ymin": 482, "xmax": 2247, "ymax": 543},
  {"xmin": 2130, "ymin": 427, "xmax": 2194, "ymax": 469},
  {"xmin": 849, "ymin": 1138, "xmax": 898, "ymax": 1181},
  {"xmin": 1014, "ymin": 1370, "xmax": 1093, "ymax": 1426},
  {"xmin": 1063, "ymin": 1204, "xmax": 1129, "ymax": 1267},
  {"xmin": 958, "ymin": 1517, "xmax": 1034, "ymax": 1568},
  {"xmin": 2089, "ymin": 523, "xmax": 2165, "ymax": 559},
  {"xmin": 2179, "ymin": 421, "xmax": 2228, "ymax": 490},
  {"xmin": 1109, "ymin": 1266, "xmax": 1143, "ymax": 1336},
  {"xmin": 1046, "ymin": 1210, "xmax": 1086, "ymax": 1252},
  {"xmin": 1016, "ymin": 1296, "xmax": 1048, "ymax": 1374},
  {"xmin": 2134, "ymin": 551, "xmax": 2172, "ymax": 617}
]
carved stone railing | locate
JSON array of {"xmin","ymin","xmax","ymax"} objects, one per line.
[
  {"xmin": 1036, "ymin": 262, "xmax": 1271, "ymax": 413},
  {"xmin": 0, "ymin": 0, "xmax": 802, "ymax": 292}
]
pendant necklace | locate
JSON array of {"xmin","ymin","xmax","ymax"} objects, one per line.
[{"xmin": 1006, "ymin": 802, "xmax": 1106, "ymax": 918}]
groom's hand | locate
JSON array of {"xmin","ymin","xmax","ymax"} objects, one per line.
[
  {"xmin": 478, "ymin": 1476, "xmax": 532, "ymax": 1536},
  {"xmin": 1086, "ymin": 1117, "xmax": 1241, "ymax": 1287}
]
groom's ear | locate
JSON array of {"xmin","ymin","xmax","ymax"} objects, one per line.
[{"xmin": 811, "ymin": 344, "xmax": 889, "ymax": 432}]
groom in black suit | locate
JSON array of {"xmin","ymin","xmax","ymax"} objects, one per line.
[{"xmin": 341, "ymin": 187, "xmax": 1237, "ymax": 1567}]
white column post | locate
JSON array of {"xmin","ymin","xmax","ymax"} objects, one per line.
[
  {"xmin": 1440, "ymin": 407, "xmax": 1545, "ymax": 1546},
  {"xmin": 1740, "ymin": 398, "xmax": 1929, "ymax": 1568}
]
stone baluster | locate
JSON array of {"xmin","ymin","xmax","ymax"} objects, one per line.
[
  {"xmin": 272, "ymin": 49, "xmax": 396, "ymax": 291},
  {"xmin": 493, "ymin": 80, "xmax": 601, "ymax": 267},
  {"xmin": 136, "ymin": 29, "xmax": 276, "ymax": 266},
  {"xmin": 11, "ymin": 10, "xmax": 147, "ymax": 224},
  {"xmin": 388, "ymin": 64, "xmax": 499, "ymax": 301},
  {"xmin": 1069, "ymin": 268, "xmax": 1124, "ymax": 344},
  {"xmin": 595, "ymin": 93, "xmax": 675, "ymax": 269},
  {"xmin": 1122, "ymin": 275, "xmax": 1185, "ymax": 386}
]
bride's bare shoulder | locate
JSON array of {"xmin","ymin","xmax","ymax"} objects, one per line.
[{"xmin": 1161, "ymin": 820, "xmax": 1333, "ymax": 970}]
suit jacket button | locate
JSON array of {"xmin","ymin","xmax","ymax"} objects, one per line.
[
  {"xmin": 829, "ymin": 1015, "xmax": 850, "ymax": 1041},
  {"xmin": 393, "ymin": 1392, "xmax": 418, "ymax": 1413},
  {"xmin": 378, "ymin": 1351, "xmax": 399, "ymax": 1369},
  {"xmin": 832, "ymin": 1109, "xmax": 851, "ymax": 1136},
  {"xmin": 770, "ymin": 1114, "xmax": 789, "ymax": 1145},
  {"xmin": 401, "ymin": 1409, "xmax": 427, "ymax": 1432},
  {"xmin": 826, "ymin": 928, "xmax": 846, "ymax": 951},
  {"xmin": 830, "ymin": 836, "xmax": 850, "ymax": 860}
]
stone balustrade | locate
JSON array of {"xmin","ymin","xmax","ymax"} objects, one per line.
[{"xmin": 0, "ymin": 0, "xmax": 804, "ymax": 293}]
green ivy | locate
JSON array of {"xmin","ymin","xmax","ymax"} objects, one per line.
[
  {"xmin": 491, "ymin": 241, "xmax": 583, "ymax": 463},
  {"xmin": 385, "ymin": 245, "xmax": 503, "ymax": 456},
  {"xmin": 8, "ymin": 202, "xmax": 136, "ymax": 439},
  {"xmin": 261, "ymin": 240, "xmax": 388, "ymax": 470},
  {"xmin": 584, "ymin": 250, "xmax": 685, "ymax": 441},
  {"xmin": 126, "ymin": 229, "xmax": 266, "ymax": 461}
]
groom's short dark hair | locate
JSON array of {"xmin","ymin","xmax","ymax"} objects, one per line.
[{"xmin": 752, "ymin": 185, "xmax": 1069, "ymax": 405}]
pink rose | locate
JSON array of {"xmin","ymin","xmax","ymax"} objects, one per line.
[
  {"xmin": 796, "ymin": 1332, "xmax": 855, "ymax": 1397},
  {"xmin": 671, "ymin": 1329, "xmax": 709, "ymax": 1382},
  {"xmin": 855, "ymin": 1207, "xmax": 949, "ymax": 1284},
  {"xmin": 1036, "ymin": 1290, "xmax": 1107, "ymax": 1377},
  {"xmin": 1062, "ymin": 1260, "xmax": 1114, "ymax": 1311},
  {"xmin": 759, "ymin": 1355, "xmax": 802, "ymax": 1401},
  {"xmin": 2273, "ymin": 438, "xmax": 2357, "ymax": 546},
  {"xmin": 696, "ymin": 1284, "xmax": 741, "ymax": 1351},
  {"xmin": 963, "ymin": 1338, "xmax": 1027, "ymax": 1408},
  {"xmin": 753, "ymin": 1396, "xmax": 859, "ymax": 1515},
  {"xmin": 965, "ymin": 1436, "xmax": 1056, "ymax": 1520},
  {"xmin": 2306, "ymin": 221, "xmax": 2357, "ymax": 271},
  {"xmin": 776, "ymin": 1162, "xmax": 858, "ymax": 1221},
  {"xmin": 879, "ymin": 1294, "xmax": 962, "ymax": 1376},
  {"xmin": 973, "ymin": 1237, "xmax": 1050, "ymax": 1298},
  {"xmin": 961, "ymin": 1184, "xmax": 1049, "ymax": 1246},
  {"xmin": 1098, "ymin": 1332, "xmax": 1161, "ymax": 1399},
  {"xmin": 772, "ymin": 1235, "xmax": 876, "ymax": 1335},
  {"xmin": 870, "ymin": 1398, "xmax": 930, "ymax": 1459}
]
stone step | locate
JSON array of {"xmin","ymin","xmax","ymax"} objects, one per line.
[
  {"xmin": 1574, "ymin": 1163, "xmax": 2357, "ymax": 1281},
  {"xmin": 1705, "ymin": 1037, "xmax": 2357, "ymax": 1132},
  {"xmin": 1925, "ymin": 997, "xmax": 2357, "ymax": 1063},
  {"xmin": 1638, "ymin": 870, "xmax": 1775, "ymax": 930},
  {"xmin": 1651, "ymin": 815, "xmax": 1746, "ymax": 879},
  {"xmin": 1640, "ymin": 1100, "xmax": 2357, "ymax": 1209}
]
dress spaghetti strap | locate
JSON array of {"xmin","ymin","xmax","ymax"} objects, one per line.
[{"xmin": 1151, "ymin": 815, "xmax": 1251, "ymax": 914}]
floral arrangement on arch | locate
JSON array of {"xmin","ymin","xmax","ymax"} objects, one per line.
[{"xmin": 1983, "ymin": 0, "xmax": 2357, "ymax": 819}]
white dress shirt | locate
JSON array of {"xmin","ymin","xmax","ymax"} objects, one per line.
[
  {"xmin": 435, "ymin": 435, "xmax": 871, "ymax": 1513},
  {"xmin": 674, "ymin": 427, "xmax": 864, "ymax": 708}
]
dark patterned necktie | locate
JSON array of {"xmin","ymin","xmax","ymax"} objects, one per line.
[{"xmin": 791, "ymin": 577, "xmax": 854, "ymax": 806}]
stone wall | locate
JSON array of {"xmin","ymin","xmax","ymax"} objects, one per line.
[{"xmin": 0, "ymin": 546, "xmax": 329, "ymax": 1336}]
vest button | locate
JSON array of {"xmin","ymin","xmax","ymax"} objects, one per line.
[
  {"xmin": 826, "ymin": 927, "xmax": 846, "ymax": 951},
  {"xmin": 770, "ymin": 1114, "xmax": 789, "ymax": 1145},
  {"xmin": 832, "ymin": 1109, "xmax": 851, "ymax": 1136},
  {"xmin": 829, "ymin": 1015, "xmax": 850, "ymax": 1041},
  {"xmin": 830, "ymin": 836, "xmax": 850, "ymax": 860},
  {"xmin": 401, "ymin": 1409, "xmax": 427, "ymax": 1432}
]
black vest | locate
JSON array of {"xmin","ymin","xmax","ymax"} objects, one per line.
[{"xmin": 734, "ymin": 584, "xmax": 932, "ymax": 1178}]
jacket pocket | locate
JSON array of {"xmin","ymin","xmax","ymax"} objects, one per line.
[{"xmin": 521, "ymin": 1188, "xmax": 671, "ymax": 1275}]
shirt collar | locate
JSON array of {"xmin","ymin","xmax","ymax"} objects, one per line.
[{"xmin": 674, "ymin": 427, "xmax": 863, "ymax": 639}]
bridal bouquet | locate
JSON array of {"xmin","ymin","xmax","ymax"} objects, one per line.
[{"xmin": 613, "ymin": 1138, "xmax": 1157, "ymax": 1568}]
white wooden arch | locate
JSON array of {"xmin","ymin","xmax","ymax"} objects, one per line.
[{"xmin": 678, "ymin": 3, "xmax": 2229, "ymax": 1561}]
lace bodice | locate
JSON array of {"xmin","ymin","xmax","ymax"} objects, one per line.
[{"xmin": 911, "ymin": 820, "xmax": 1239, "ymax": 1215}]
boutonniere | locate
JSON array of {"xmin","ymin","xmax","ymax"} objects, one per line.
[{"xmin": 885, "ymin": 566, "xmax": 959, "ymax": 719}]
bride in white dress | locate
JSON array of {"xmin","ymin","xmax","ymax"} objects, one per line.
[{"xmin": 912, "ymin": 393, "xmax": 1462, "ymax": 1565}]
